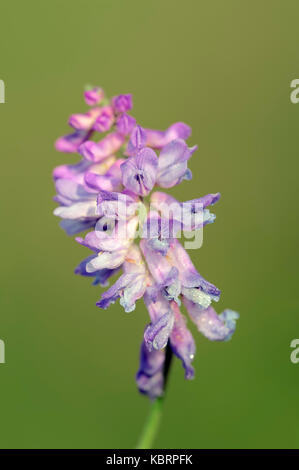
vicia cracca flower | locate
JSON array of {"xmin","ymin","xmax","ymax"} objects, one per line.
[{"xmin": 53, "ymin": 86, "xmax": 239, "ymax": 400}]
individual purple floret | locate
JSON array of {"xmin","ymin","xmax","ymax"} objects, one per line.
[{"xmin": 53, "ymin": 86, "xmax": 239, "ymax": 400}]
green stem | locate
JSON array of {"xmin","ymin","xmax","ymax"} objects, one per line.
[
  {"xmin": 136, "ymin": 343, "xmax": 173, "ymax": 449},
  {"xmin": 136, "ymin": 397, "xmax": 164, "ymax": 449}
]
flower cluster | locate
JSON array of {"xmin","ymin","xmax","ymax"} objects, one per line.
[{"xmin": 53, "ymin": 86, "xmax": 239, "ymax": 399}]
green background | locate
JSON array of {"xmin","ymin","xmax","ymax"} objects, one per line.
[{"xmin": 0, "ymin": 0, "xmax": 298, "ymax": 449}]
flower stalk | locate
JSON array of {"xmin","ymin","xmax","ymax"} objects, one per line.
[{"xmin": 136, "ymin": 397, "xmax": 163, "ymax": 449}]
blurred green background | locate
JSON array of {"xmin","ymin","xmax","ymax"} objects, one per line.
[{"xmin": 0, "ymin": 0, "xmax": 298, "ymax": 449}]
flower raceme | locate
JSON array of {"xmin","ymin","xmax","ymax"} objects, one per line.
[{"xmin": 53, "ymin": 86, "xmax": 239, "ymax": 399}]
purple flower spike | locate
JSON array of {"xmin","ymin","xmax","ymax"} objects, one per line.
[
  {"xmin": 112, "ymin": 94, "xmax": 133, "ymax": 113},
  {"xmin": 121, "ymin": 147, "xmax": 158, "ymax": 196},
  {"xmin": 156, "ymin": 139, "xmax": 197, "ymax": 188},
  {"xmin": 53, "ymin": 86, "xmax": 239, "ymax": 399},
  {"xmin": 84, "ymin": 87, "xmax": 104, "ymax": 106}
]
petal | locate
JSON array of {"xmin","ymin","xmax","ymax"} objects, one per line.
[
  {"xmin": 162, "ymin": 275, "xmax": 181, "ymax": 304},
  {"xmin": 169, "ymin": 303, "xmax": 195, "ymax": 379},
  {"xmin": 93, "ymin": 217, "xmax": 138, "ymax": 252},
  {"xmin": 151, "ymin": 191, "xmax": 177, "ymax": 206},
  {"xmin": 143, "ymin": 288, "xmax": 172, "ymax": 323},
  {"xmin": 84, "ymin": 87, "xmax": 105, "ymax": 106},
  {"xmin": 167, "ymin": 239, "xmax": 203, "ymax": 288},
  {"xmin": 144, "ymin": 310, "xmax": 174, "ymax": 351},
  {"xmin": 168, "ymin": 240, "xmax": 221, "ymax": 300},
  {"xmin": 111, "ymin": 245, "xmax": 149, "ymax": 311},
  {"xmin": 76, "ymin": 231, "xmax": 103, "ymax": 252},
  {"xmin": 140, "ymin": 241, "xmax": 181, "ymax": 304},
  {"xmin": 53, "ymin": 199, "xmax": 98, "ymax": 219},
  {"xmin": 84, "ymin": 159, "xmax": 125, "ymax": 192},
  {"xmin": 183, "ymin": 298, "xmax": 239, "ymax": 341},
  {"xmin": 151, "ymin": 191, "xmax": 219, "ymax": 231},
  {"xmin": 53, "ymin": 159, "xmax": 91, "ymax": 183},
  {"xmin": 55, "ymin": 130, "xmax": 91, "ymax": 153},
  {"xmin": 112, "ymin": 94, "xmax": 133, "ymax": 113},
  {"xmin": 136, "ymin": 371, "xmax": 164, "ymax": 399},
  {"xmin": 69, "ymin": 107, "xmax": 101, "ymax": 130},
  {"xmin": 181, "ymin": 286, "xmax": 213, "ymax": 309},
  {"xmin": 84, "ymin": 172, "xmax": 116, "ymax": 192},
  {"xmin": 179, "ymin": 194, "xmax": 220, "ymax": 230},
  {"xmin": 59, "ymin": 218, "xmax": 96, "ymax": 236},
  {"xmin": 145, "ymin": 122, "xmax": 191, "ymax": 149},
  {"xmin": 53, "ymin": 194, "xmax": 73, "ymax": 206},
  {"xmin": 96, "ymin": 190, "xmax": 138, "ymax": 220},
  {"xmin": 78, "ymin": 132, "xmax": 125, "ymax": 162},
  {"xmin": 77, "ymin": 217, "xmax": 137, "ymax": 252},
  {"xmin": 136, "ymin": 340, "xmax": 165, "ymax": 399},
  {"xmin": 119, "ymin": 274, "xmax": 147, "ymax": 312},
  {"xmin": 126, "ymin": 125, "xmax": 147, "ymax": 156},
  {"xmin": 121, "ymin": 148, "xmax": 158, "ymax": 196},
  {"xmin": 123, "ymin": 244, "xmax": 146, "ymax": 274},
  {"xmin": 219, "ymin": 310, "xmax": 240, "ymax": 340},
  {"xmin": 88, "ymin": 156, "xmax": 116, "ymax": 175},
  {"xmin": 116, "ymin": 113, "xmax": 136, "ymax": 135},
  {"xmin": 85, "ymin": 248, "xmax": 127, "ymax": 271},
  {"xmin": 74, "ymin": 255, "xmax": 118, "ymax": 286},
  {"xmin": 147, "ymin": 238, "xmax": 170, "ymax": 256},
  {"xmin": 165, "ymin": 122, "xmax": 192, "ymax": 142},
  {"xmin": 140, "ymin": 240, "xmax": 176, "ymax": 285},
  {"xmin": 142, "ymin": 211, "xmax": 175, "ymax": 254},
  {"xmin": 74, "ymin": 254, "xmax": 99, "ymax": 277},
  {"xmin": 96, "ymin": 273, "xmax": 136, "ymax": 309},
  {"xmin": 97, "ymin": 271, "xmax": 146, "ymax": 312},
  {"xmin": 55, "ymin": 178, "xmax": 96, "ymax": 201},
  {"xmin": 156, "ymin": 139, "xmax": 197, "ymax": 188},
  {"xmin": 192, "ymin": 193, "xmax": 221, "ymax": 208},
  {"xmin": 93, "ymin": 106, "xmax": 114, "ymax": 133}
]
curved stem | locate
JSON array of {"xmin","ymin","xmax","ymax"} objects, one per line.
[
  {"xmin": 136, "ymin": 397, "xmax": 163, "ymax": 449},
  {"xmin": 136, "ymin": 343, "xmax": 173, "ymax": 449}
]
